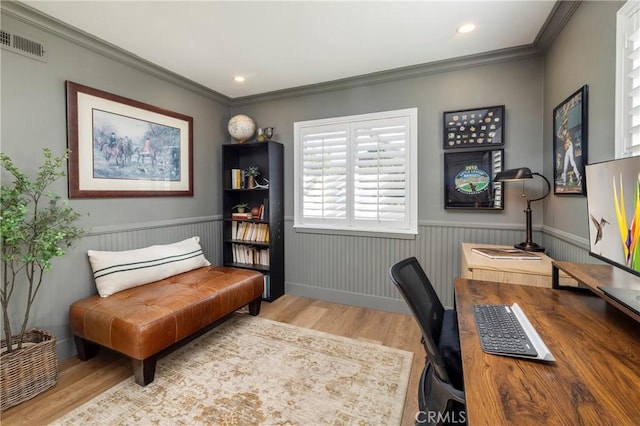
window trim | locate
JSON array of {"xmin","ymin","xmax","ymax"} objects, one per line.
[{"xmin": 293, "ymin": 108, "xmax": 418, "ymax": 238}]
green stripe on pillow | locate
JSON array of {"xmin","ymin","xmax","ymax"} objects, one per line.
[
  {"xmin": 94, "ymin": 251, "xmax": 205, "ymax": 279},
  {"xmin": 93, "ymin": 249, "xmax": 204, "ymax": 277}
]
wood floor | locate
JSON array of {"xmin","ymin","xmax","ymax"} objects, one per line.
[{"xmin": 1, "ymin": 295, "xmax": 424, "ymax": 425}]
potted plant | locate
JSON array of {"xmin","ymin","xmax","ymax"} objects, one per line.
[
  {"xmin": 243, "ymin": 166, "xmax": 260, "ymax": 189},
  {"xmin": 233, "ymin": 202, "xmax": 249, "ymax": 213},
  {"xmin": 0, "ymin": 148, "xmax": 85, "ymax": 410}
]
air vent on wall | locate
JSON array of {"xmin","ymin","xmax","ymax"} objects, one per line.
[{"xmin": 0, "ymin": 28, "xmax": 47, "ymax": 62}]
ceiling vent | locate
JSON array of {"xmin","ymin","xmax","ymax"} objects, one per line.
[{"xmin": 0, "ymin": 28, "xmax": 47, "ymax": 62}]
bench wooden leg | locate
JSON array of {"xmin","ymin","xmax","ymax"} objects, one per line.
[
  {"xmin": 132, "ymin": 357, "xmax": 157, "ymax": 386},
  {"xmin": 248, "ymin": 297, "xmax": 262, "ymax": 316},
  {"xmin": 74, "ymin": 336, "xmax": 100, "ymax": 361}
]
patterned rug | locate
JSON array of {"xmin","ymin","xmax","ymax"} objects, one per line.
[{"xmin": 53, "ymin": 314, "xmax": 413, "ymax": 425}]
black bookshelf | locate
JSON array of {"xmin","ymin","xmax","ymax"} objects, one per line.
[{"xmin": 222, "ymin": 140, "xmax": 284, "ymax": 301}]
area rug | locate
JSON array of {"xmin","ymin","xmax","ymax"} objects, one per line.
[{"xmin": 53, "ymin": 314, "xmax": 413, "ymax": 425}]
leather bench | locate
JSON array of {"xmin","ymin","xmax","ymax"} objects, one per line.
[{"xmin": 69, "ymin": 266, "xmax": 263, "ymax": 386}]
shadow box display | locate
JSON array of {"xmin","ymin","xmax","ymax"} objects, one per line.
[
  {"xmin": 553, "ymin": 85, "xmax": 588, "ymax": 195},
  {"xmin": 443, "ymin": 105, "xmax": 504, "ymax": 149},
  {"xmin": 444, "ymin": 149, "xmax": 504, "ymax": 210}
]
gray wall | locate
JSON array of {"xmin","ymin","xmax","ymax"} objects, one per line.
[
  {"xmin": 0, "ymin": 1, "xmax": 623, "ymax": 359},
  {"xmin": 234, "ymin": 57, "xmax": 545, "ymax": 225},
  {"xmin": 233, "ymin": 1, "xmax": 622, "ymax": 314},
  {"xmin": 232, "ymin": 56, "xmax": 547, "ymax": 312},
  {"xmin": 1, "ymin": 8, "xmax": 230, "ymax": 229},
  {"xmin": 1, "ymin": 6, "xmax": 229, "ymax": 358},
  {"xmin": 542, "ymin": 1, "xmax": 622, "ymax": 240}
]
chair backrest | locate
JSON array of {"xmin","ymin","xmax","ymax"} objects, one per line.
[{"xmin": 389, "ymin": 256, "xmax": 450, "ymax": 383}]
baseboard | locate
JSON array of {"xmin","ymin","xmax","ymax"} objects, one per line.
[{"xmin": 285, "ymin": 282, "xmax": 415, "ymax": 315}]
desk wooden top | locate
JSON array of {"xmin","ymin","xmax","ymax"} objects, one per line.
[
  {"xmin": 455, "ymin": 278, "xmax": 640, "ymax": 426},
  {"xmin": 553, "ymin": 262, "xmax": 640, "ymax": 322},
  {"xmin": 552, "ymin": 261, "xmax": 640, "ymax": 291}
]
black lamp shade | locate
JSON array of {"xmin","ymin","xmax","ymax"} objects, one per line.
[{"xmin": 494, "ymin": 167, "xmax": 533, "ymax": 181}]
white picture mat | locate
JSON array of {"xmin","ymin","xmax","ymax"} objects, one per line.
[{"xmin": 76, "ymin": 91, "xmax": 190, "ymax": 192}]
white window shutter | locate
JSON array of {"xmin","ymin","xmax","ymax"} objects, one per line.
[
  {"xmin": 351, "ymin": 117, "xmax": 410, "ymax": 228},
  {"xmin": 294, "ymin": 108, "xmax": 417, "ymax": 236},
  {"xmin": 617, "ymin": 0, "xmax": 640, "ymax": 157},
  {"xmin": 299, "ymin": 124, "xmax": 349, "ymax": 223}
]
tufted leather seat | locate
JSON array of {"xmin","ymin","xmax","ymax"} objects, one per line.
[{"xmin": 69, "ymin": 266, "xmax": 263, "ymax": 386}]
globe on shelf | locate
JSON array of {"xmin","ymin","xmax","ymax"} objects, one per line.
[{"xmin": 228, "ymin": 114, "xmax": 256, "ymax": 143}]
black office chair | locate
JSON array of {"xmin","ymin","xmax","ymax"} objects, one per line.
[{"xmin": 389, "ymin": 257, "xmax": 465, "ymax": 426}]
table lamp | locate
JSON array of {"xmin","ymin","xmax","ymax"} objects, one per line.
[{"xmin": 494, "ymin": 167, "xmax": 551, "ymax": 252}]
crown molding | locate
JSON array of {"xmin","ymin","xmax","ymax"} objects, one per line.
[
  {"xmin": 3, "ymin": 0, "xmax": 579, "ymax": 106},
  {"xmin": 534, "ymin": 1, "xmax": 583, "ymax": 52},
  {"xmin": 231, "ymin": 45, "xmax": 542, "ymax": 106},
  {"xmin": 233, "ymin": 0, "xmax": 580, "ymax": 105},
  {"xmin": 1, "ymin": 1, "xmax": 232, "ymax": 106}
]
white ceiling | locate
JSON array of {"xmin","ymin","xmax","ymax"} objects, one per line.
[{"xmin": 24, "ymin": 1, "xmax": 557, "ymax": 99}]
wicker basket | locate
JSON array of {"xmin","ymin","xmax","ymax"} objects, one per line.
[{"xmin": 0, "ymin": 328, "xmax": 58, "ymax": 411}]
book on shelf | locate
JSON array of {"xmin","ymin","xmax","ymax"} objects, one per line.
[
  {"xmin": 471, "ymin": 247, "xmax": 541, "ymax": 260},
  {"xmin": 231, "ymin": 212, "xmax": 252, "ymax": 220},
  {"xmin": 231, "ymin": 243, "xmax": 270, "ymax": 266},
  {"xmin": 231, "ymin": 169, "xmax": 242, "ymax": 189},
  {"xmin": 231, "ymin": 221, "xmax": 238, "ymax": 240},
  {"xmin": 231, "ymin": 221, "xmax": 269, "ymax": 242}
]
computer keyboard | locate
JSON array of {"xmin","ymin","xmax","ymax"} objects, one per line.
[{"xmin": 473, "ymin": 304, "xmax": 538, "ymax": 357}]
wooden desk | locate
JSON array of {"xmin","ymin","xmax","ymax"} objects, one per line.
[
  {"xmin": 553, "ymin": 261, "xmax": 640, "ymax": 322},
  {"xmin": 455, "ymin": 278, "xmax": 640, "ymax": 425},
  {"xmin": 461, "ymin": 243, "xmax": 576, "ymax": 288}
]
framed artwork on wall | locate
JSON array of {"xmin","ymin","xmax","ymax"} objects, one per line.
[
  {"xmin": 66, "ymin": 81, "xmax": 193, "ymax": 198},
  {"xmin": 553, "ymin": 85, "xmax": 588, "ymax": 195},
  {"xmin": 443, "ymin": 105, "xmax": 504, "ymax": 149},
  {"xmin": 444, "ymin": 148, "xmax": 504, "ymax": 210}
]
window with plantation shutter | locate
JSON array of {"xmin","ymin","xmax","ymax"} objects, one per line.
[
  {"xmin": 299, "ymin": 124, "xmax": 348, "ymax": 222},
  {"xmin": 294, "ymin": 108, "xmax": 417, "ymax": 236},
  {"xmin": 616, "ymin": 0, "xmax": 640, "ymax": 158}
]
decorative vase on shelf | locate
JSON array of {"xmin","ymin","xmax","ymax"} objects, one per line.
[
  {"xmin": 243, "ymin": 166, "xmax": 260, "ymax": 189},
  {"xmin": 247, "ymin": 176, "xmax": 256, "ymax": 189},
  {"xmin": 264, "ymin": 127, "xmax": 274, "ymax": 141}
]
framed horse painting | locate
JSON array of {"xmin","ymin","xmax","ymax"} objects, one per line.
[{"xmin": 66, "ymin": 81, "xmax": 193, "ymax": 198}]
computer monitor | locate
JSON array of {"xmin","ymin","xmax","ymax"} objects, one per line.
[{"xmin": 585, "ymin": 156, "xmax": 640, "ymax": 277}]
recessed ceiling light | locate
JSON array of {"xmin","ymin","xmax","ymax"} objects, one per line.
[
  {"xmin": 457, "ymin": 23, "xmax": 476, "ymax": 34},
  {"xmin": 233, "ymin": 76, "xmax": 245, "ymax": 83}
]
